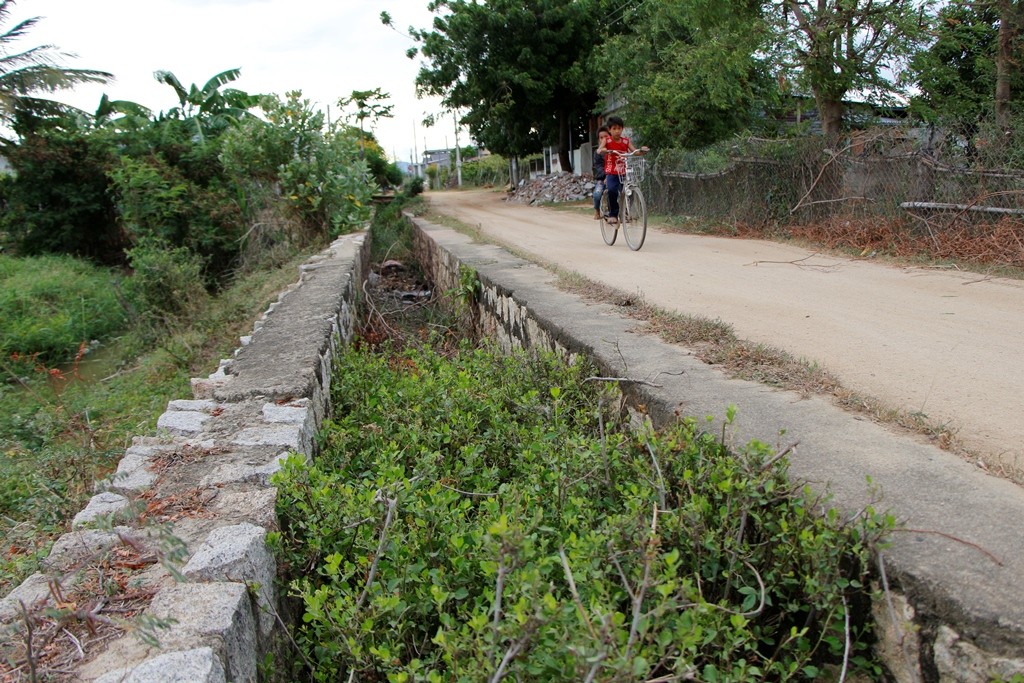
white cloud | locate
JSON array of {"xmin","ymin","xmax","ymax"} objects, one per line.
[{"xmin": 19, "ymin": 0, "xmax": 462, "ymax": 162}]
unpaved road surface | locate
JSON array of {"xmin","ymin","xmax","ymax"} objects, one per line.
[{"xmin": 427, "ymin": 189, "xmax": 1024, "ymax": 479}]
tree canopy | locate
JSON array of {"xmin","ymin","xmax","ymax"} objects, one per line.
[
  {"xmin": 598, "ymin": 1, "xmax": 773, "ymax": 149},
  {"xmin": 758, "ymin": 0, "xmax": 935, "ymax": 137},
  {"xmin": 402, "ymin": 0, "xmax": 601, "ymax": 169}
]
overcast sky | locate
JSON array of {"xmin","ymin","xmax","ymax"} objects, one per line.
[{"xmin": 20, "ymin": 0, "xmax": 461, "ymax": 163}]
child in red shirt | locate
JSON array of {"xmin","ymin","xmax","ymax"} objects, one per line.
[{"xmin": 596, "ymin": 116, "xmax": 648, "ymax": 224}]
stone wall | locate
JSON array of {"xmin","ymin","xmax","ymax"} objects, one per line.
[
  {"xmin": 0, "ymin": 233, "xmax": 369, "ymax": 682},
  {"xmin": 409, "ymin": 213, "xmax": 1024, "ymax": 683}
]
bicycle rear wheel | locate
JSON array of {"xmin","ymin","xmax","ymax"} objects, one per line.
[
  {"xmin": 622, "ymin": 186, "xmax": 647, "ymax": 251},
  {"xmin": 599, "ymin": 191, "xmax": 617, "ymax": 246}
]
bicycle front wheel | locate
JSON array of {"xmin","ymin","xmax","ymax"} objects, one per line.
[
  {"xmin": 599, "ymin": 191, "xmax": 617, "ymax": 246},
  {"xmin": 622, "ymin": 186, "xmax": 647, "ymax": 251}
]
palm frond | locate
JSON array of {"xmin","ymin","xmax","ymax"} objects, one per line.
[
  {"xmin": 0, "ymin": 64, "xmax": 112, "ymax": 94},
  {"xmin": 0, "ymin": 16, "xmax": 42, "ymax": 45}
]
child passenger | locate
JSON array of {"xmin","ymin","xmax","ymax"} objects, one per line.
[{"xmin": 592, "ymin": 126, "xmax": 610, "ymax": 220}]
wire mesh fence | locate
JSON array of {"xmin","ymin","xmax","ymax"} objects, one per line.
[{"xmin": 647, "ymin": 124, "xmax": 1024, "ymax": 233}]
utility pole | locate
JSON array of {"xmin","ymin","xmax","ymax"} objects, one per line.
[
  {"xmin": 412, "ymin": 122, "xmax": 419, "ymax": 178},
  {"xmin": 454, "ymin": 112, "xmax": 463, "ymax": 188}
]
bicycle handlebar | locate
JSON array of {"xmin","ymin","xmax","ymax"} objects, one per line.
[{"xmin": 605, "ymin": 148, "xmax": 650, "ymax": 156}]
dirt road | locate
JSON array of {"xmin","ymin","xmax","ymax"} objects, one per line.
[{"xmin": 426, "ymin": 188, "xmax": 1024, "ymax": 480}]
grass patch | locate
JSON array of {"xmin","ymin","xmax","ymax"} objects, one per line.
[
  {"xmin": 0, "ymin": 248, "xmax": 319, "ymax": 594},
  {"xmin": 0, "ymin": 254, "xmax": 128, "ymax": 364}
]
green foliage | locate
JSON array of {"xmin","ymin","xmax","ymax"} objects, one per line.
[
  {"xmin": 108, "ymin": 149, "xmax": 244, "ymax": 279},
  {"xmin": 221, "ymin": 91, "xmax": 374, "ymax": 237},
  {"xmin": 907, "ymin": 2, "xmax": 1024, "ymax": 137},
  {"xmin": 0, "ymin": 254, "xmax": 126, "ymax": 362},
  {"xmin": 598, "ymin": 1, "xmax": 771, "ymax": 150},
  {"xmin": 154, "ymin": 68, "xmax": 261, "ymax": 143},
  {"xmin": 908, "ymin": 2, "xmax": 1001, "ymax": 126},
  {"xmin": 338, "ymin": 88, "xmax": 394, "ymax": 147},
  {"xmin": 409, "ymin": 0, "xmax": 601, "ymax": 160},
  {"xmin": 760, "ymin": 0, "xmax": 935, "ymax": 135},
  {"xmin": 402, "ymin": 175, "xmax": 425, "ymax": 197},
  {"xmin": 366, "ymin": 146, "xmax": 403, "ymax": 190},
  {"xmin": 369, "ymin": 194, "xmax": 420, "ymax": 263},
  {"xmin": 123, "ymin": 238, "xmax": 208, "ymax": 327},
  {"xmin": 0, "ymin": 125, "xmax": 122, "ymax": 262},
  {"xmin": 0, "ymin": 248, "xmax": 317, "ymax": 595},
  {"xmin": 274, "ymin": 343, "xmax": 890, "ymax": 681},
  {"xmin": 460, "ymin": 154, "xmax": 509, "ymax": 187}
]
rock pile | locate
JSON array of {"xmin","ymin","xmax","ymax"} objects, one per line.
[{"xmin": 505, "ymin": 172, "xmax": 595, "ymax": 205}]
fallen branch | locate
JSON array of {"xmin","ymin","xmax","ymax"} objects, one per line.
[
  {"xmin": 559, "ymin": 547, "xmax": 597, "ymax": 639},
  {"xmin": 744, "ymin": 253, "xmax": 840, "ymax": 271},
  {"xmin": 892, "ymin": 528, "xmax": 1003, "ymax": 566},
  {"xmin": 900, "ymin": 201, "xmax": 1024, "ymax": 216},
  {"xmin": 354, "ymin": 496, "xmax": 398, "ymax": 612},
  {"xmin": 585, "ymin": 376, "xmax": 663, "ymax": 388}
]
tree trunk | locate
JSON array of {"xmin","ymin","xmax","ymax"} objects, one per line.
[
  {"xmin": 817, "ymin": 97, "xmax": 844, "ymax": 139},
  {"xmin": 995, "ymin": 0, "xmax": 1017, "ymax": 128},
  {"xmin": 557, "ymin": 108, "xmax": 572, "ymax": 172}
]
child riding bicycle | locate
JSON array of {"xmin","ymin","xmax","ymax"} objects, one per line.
[{"xmin": 596, "ymin": 116, "xmax": 648, "ymax": 224}]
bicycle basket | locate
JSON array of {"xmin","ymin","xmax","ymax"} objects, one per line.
[{"xmin": 624, "ymin": 156, "xmax": 646, "ymax": 184}]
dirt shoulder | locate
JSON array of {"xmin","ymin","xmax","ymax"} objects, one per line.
[{"xmin": 425, "ymin": 188, "xmax": 1024, "ymax": 481}]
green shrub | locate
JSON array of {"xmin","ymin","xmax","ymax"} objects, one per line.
[
  {"xmin": 274, "ymin": 343, "xmax": 890, "ymax": 682},
  {"xmin": 0, "ymin": 126, "xmax": 122, "ymax": 263},
  {"xmin": 366, "ymin": 147, "xmax": 403, "ymax": 190},
  {"xmin": 123, "ymin": 238, "xmax": 208, "ymax": 326},
  {"xmin": 221, "ymin": 92, "xmax": 375, "ymax": 238},
  {"xmin": 460, "ymin": 154, "xmax": 509, "ymax": 187},
  {"xmin": 109, "ymin": 152, "xmax": 245, "ymax": 280},
  {"xmin": 402, "ymin": 175, "xmax": 425, "ymax": 197},
  {"xmin": 0, "ymin": 255, "xmax": 126, "ymax": 363}
]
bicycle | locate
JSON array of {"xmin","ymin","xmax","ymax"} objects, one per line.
[{"xmin": 599, "ymin": 149, "xmax": 649, "ymax": 251}]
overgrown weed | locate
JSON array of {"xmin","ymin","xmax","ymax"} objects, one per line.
[{"xmin": 274, "ymin": 340, "xmax": 893, "ymax": 681}]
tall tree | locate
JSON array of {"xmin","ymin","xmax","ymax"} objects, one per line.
[
  {"xmin": 909, "ymin": 2, "xmax": 1003, "ymax": 127},
  {"xmin": 598, "ymin": 1, "xmax": 773, "ymax": 149},
  {"xmin": 338, "ymin": 87, "xmax": 394, "ymax": 158},
  {"xmin": 994, "ymin": 0, "xmax": 1023, "ymax": 127},
  {"xmin": 403, "ymin": 0, "xmax": 600, "ymax": 169},
  {"xmin": 765, "ymin": 0, "xmax": 935, "ymax": 137},
  {"xmin": 0, "ymin": 0, "xmax": 112, "ymax": 142}
]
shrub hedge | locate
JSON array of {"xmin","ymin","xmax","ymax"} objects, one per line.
[{"xmin": 273, "ymin": 342, "xmax": 890, "ymax": 682}]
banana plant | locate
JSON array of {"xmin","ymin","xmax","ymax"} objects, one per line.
[{"xmin": 154, "ymin": 68, "xmax": 260, "ymax": 142}]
